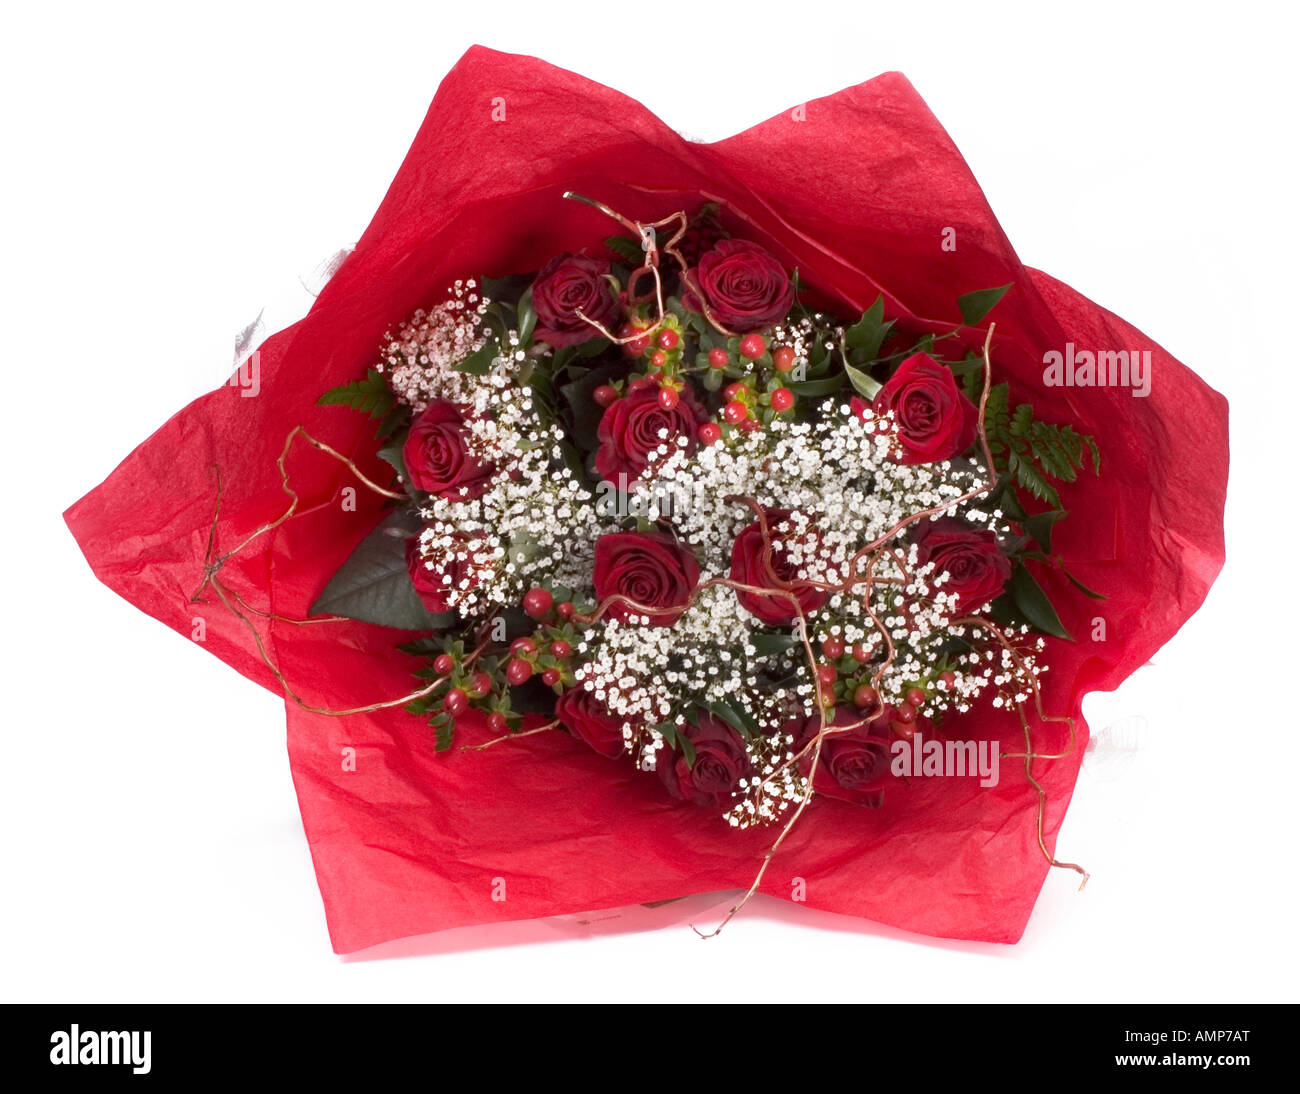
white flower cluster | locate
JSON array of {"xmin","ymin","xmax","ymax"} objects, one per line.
[
  {"xmin": 569, "ymin": 400, "xmax": 1046, "ymax": 824},
  {"xmin": 376, "ymin": 280, "xmax": 491, "ymax": 412},
  {"xmin": 415, "ymin": 382, "xmax": 611, "ymax": 617},
  {"xmin": 380, "ymin": 282, "xmax": 609, "ymax": 615}
]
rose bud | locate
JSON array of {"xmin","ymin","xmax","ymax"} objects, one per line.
[
  {"xmin": 871, "ymin": 352, "xmax": 978, "ymax": 464},
  {"xmin": 681, "ymin": 239, "xmax": 794, "ymax": 332},
  {"xmin": 555, "ymin": 687, "xmax": 627, "ymax": 758},
  {"xmin": 402, "ymin": 399, "xmax": 495, "ymax": 499},
  {"xmin": 786, "ymin": 706, "xmax": 896, "ymax": 808},
  {"xmin": 657, "ymin": 713, "xmax": 753, "ymax": 807},
  {"xmin": 531, "ymin": 253, "xmax": 619, "ymax": 347},
  {"xmin": 729, "ymin": 509, "xmax": 828, "ymax": 625},
  {"xmin": 592, "ymin": 530, "xmax": 700, "ymax": 627},
  {"xmin": 594, "ymin": 378, "xmax": 708, "ymax": 482},
  {"xmin": 912, "ymin": 518, "xmax": 1012, "ymax": 613},
  {"xmin": 405, "ymin": 537, "xmax": 477, "ymax": 613}
]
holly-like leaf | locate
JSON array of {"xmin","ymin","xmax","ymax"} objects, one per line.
[
  {"xmin": 1023, "ymin": 509, "xmax": 1067, "ymax": 553},
  {"xmin": 309, "ymin": 509, "xmax": 457, "ymax": 630},
  {"xmin": 957, "ymin": 284, "xmax": 1011, "ymax": 326},
  {"xmin": 845, "ymin": 295, "xmax": 891, "ymax": 359},
  {"xmin": 1009, "ymin": 564, "xmax": 1073, "ymax": 640}
]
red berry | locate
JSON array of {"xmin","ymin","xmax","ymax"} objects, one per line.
[
  {"xmin": 522, "ymin": 587, "xmax": 553, "ymax": 619},
  {"xmin": 723, "ymin": 382, "xmax": 744, "ymax": 400},
  {"xmin": 772, "ymin": 346, "xmax": 796, "ymax": 372},
  {"xmin": 891, "ymin": 719, "xmax": 916, "ymax": 741},
  {"xmin": 658, "ymin": 385, "xmax": 680, "ymax": 410},
  {"xmin": 738, "ymin": 417, "xmax": 761, "ymax": 432},
  {"xmin": 906, "ymin": 687, "xmax": 926, "ymax": 708},
  {"xmin": 708, "ymin": 348, "xmax": 729, "ymax": 369},
  {"xmin": 650, "ymin": 350, "xmax": 667, "ymax": 369},
  {"xmin": 593, "ymin": 384, "xmax": 617, "ymax": 407},
  {"xmin": 893, "ymin": 704, "xmax": 916, "ymax": 724},
  {"xmin": 939, "ymin": 671, "xmax": 956, "ymax": 688},
  {"xmin": 542, "ymin": 668, "xmax": 561, "ymax": 687},
  {"xmin": 723, "ymin": 400, "xmax": 748, "ymax": 424},
  {"xmin": 551, "ymin": 640, "xmax": 571, "ymax": 658},
  {"xmin": 698, "ymin": 422, "xmax": 722, "ymax": 445},
  {"xmin": 505, "ymin": 659, "xmax": 533, "ymax": 686},
  {"xmin": 853, "ymin": 685, "xmax": 881, "ymax": 712},
  {"xmin": 770, "ymin": 387, "xmax": 795, "ymax": 413},
  {"xmin": 657, "ymin": 329, "xmax": 679, "ymax": 351},
  {"xmin": 619, "ymin": 322, "xmax": 650, "ymax": 357},
  {"xmin": 851, "ymin": 643, "xmax": 873, "ymax": 663},
  {"xmin": 739, "ymin": 334, "xmax": 766, "ymax": 360},
  {"xmin": 821, "ymin": 636, "xmax": 844, "ymax": 660},
  {"xmin": 433, "ymin": 654, "xmax": 455, "ymax": 676},
  {"xmin": 471, "ymin": 672, "xmax": 492, "ymax": 696},
  {"xmin": 443, "ymin": 688, "xmax": 468, "ymax": 715},
  {"xmin": 816, "ymin": 664, "xmax": 837, "ymax": 688},
  {"xmin": 509, "ymin": 637, "xmax": 536, "ymax": 656},
  {"xmin": 487, "ymin": 712, "xmax": 508, "ymax": 734},
  {"xmin": 556, "ymin": 601, "xmax": 575, "ymax": 621}
]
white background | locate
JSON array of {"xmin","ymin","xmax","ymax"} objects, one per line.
[{"xmin": 2, "ymin": 0, "xmax": 1295, "ymax": 1002}]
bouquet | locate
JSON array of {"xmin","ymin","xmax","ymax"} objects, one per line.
[{"xmin": 66, "ymin": 48, "xmax": 1228, "ymax": 952}]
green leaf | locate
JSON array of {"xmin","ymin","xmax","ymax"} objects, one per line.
[
  {"xmin": 309, "ymin": 510, "xmax": 457, "ymax": 631},
  {"xmin": 317, "ymin": 368, "xmax": 394, "ymax": 420},
  {"xmin": 454, "ymin": 340, "xmax": 498, "ymax": 375},
  {"xmin": 677, "ymin": 730, "xmax": 696, "ymax": 768},
  {"xmin": 843, "ymin": 362, "xmax": 882, "ymax": 400},
  {"xmin": 605, "ymin": 235, "xmax": 645, "ymax": 264},
  {"xmin": 551, "ymin": 337, "xmax": 607, "ymax": 372},
  {"xmin": 516, "ymin": 287, "xmax": 537, "ymax": 346},
  {"xmin": 480, "ymin": 273, "xmax": 531, "ymax": 304},
  {"xmin": 377, "ymin": 442, "xmax": 409, "ymax": 485},
  {"xmin": 1064, "ymin": 568, "xmax": 1107, "ymax": 600},
  {"xmin": 1023, "ymin": 509, "xmax": 1067, "ymax": 553},
  {"xmin": 957, "ymin": 284, "xmax": 1011, "ymax": 326},
  {"xmin": 845, "ymin": 295, "xmax": 889, "ymax": 358},
  {"xmin": 1009, "ymin": 564, "xmax": 1073, "ymax": 640},
  {"xmin": 1013, "ymin": 456, "xmax": 1062, "ymax": 508},
  {"xmin": 704, "ymin": 700, "xmax": 758, "ymax": 740},
  {"xmin": 750, "ymin": 632, "xmax": 799, "ymax": 657},
  {"xmin": 786, "ymin": 373, "xmax": 846, "ymax": 398}
]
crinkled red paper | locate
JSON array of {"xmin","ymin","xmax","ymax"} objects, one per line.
[{"xmin": 65, "ymin": 46, "xmax": 1228, "ymax": 953}]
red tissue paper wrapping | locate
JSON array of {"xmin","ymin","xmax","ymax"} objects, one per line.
[{"xmin": 65, "ymin": 46, "xmax": 1228, "ymax": 953}]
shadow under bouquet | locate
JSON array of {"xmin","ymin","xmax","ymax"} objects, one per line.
[{"xmin": 66, "ymin": 47, "xmax": 1228, "ymax": 952}]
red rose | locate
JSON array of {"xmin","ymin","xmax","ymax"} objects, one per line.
[
  {"xmin": 729, "ymin": 509, "xmax": 828, "ymax": 625},
  {"xmin": 683, "ymin": 238, "xmax": 794, "ymax": 332},
  {"xmin": 402, "ymin": 400, "xmax": 494, "ymax": 499},
  {"xmin": 592, "ymin": 530, "xmax": 699, "ymax": 626},
  {"xmin": 594, "ymin": 378, "xmax": 708, "ymax": 482},
  {"xmin": 658, "ymin": 713, "xmax": 753, "ymax": 807},
  {"xmin": 531, "ymin": 253, "xmax": 619, "ymax": 347},
  {"xmin": 405, "ymin": 537, "xmax": 478, "ymax": 613},
  {"xmin": 789, "ymin": 706, "xmax": 896, "ymax": 808},
  {"xmin": 555, "ymin": 687, "xmax": 627, "ymax": 759},
  {"xmin": 872, "ymin": 352, "xmax": 978, "ymax": 464},
  {"xmin": 912, "ymin": 517, "xmax": 1011, "ymax": 613}
]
